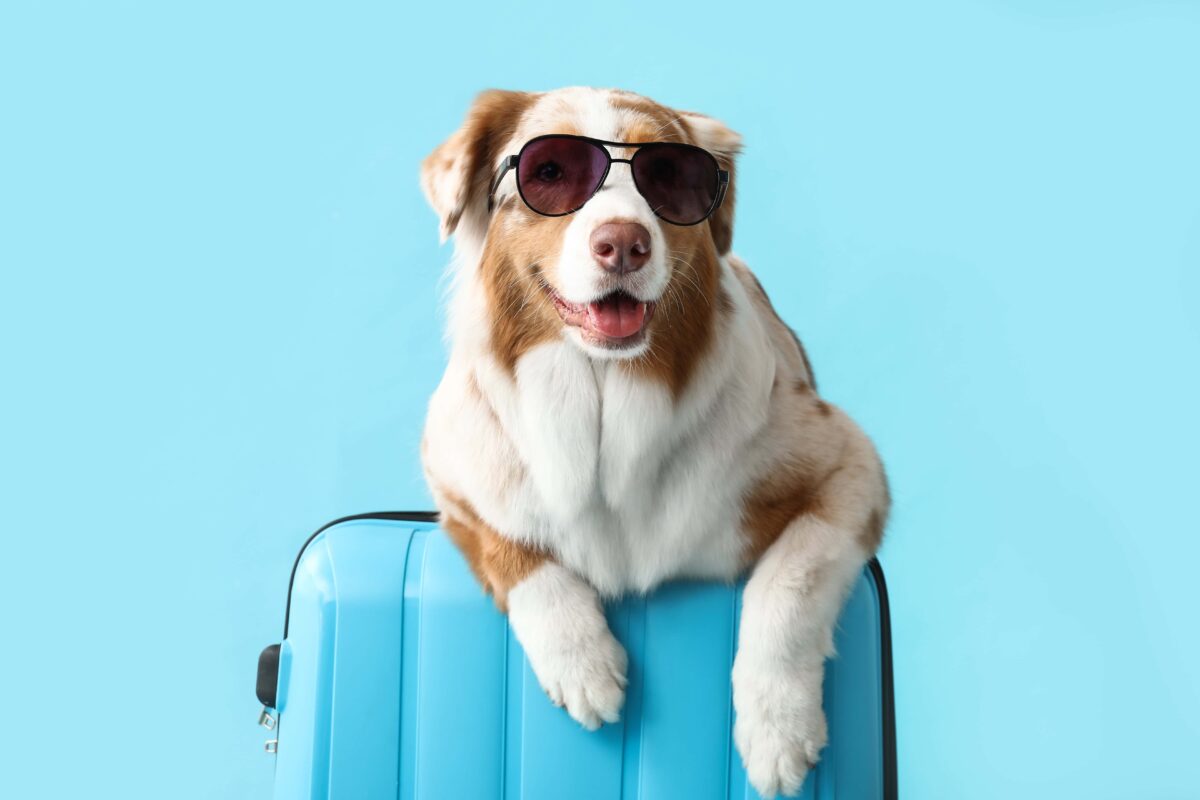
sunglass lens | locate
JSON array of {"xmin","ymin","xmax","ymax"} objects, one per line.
[
  {"xmin": 632, "ymin": 144, "xmax": 719, "ymax": 225},
  {"xmin": 517, "ymin": 137, "xmax": 608, "ymax": 216}
]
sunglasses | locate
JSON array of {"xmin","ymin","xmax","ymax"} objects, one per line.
[{"xmin": 488, "ymin": 134, "xmax": 730, "ymax": 226}]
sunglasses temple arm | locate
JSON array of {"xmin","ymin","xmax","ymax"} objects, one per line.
[
  {"xmin": 487, "ymin": 155, "xmax": 519, "ymax": 213},
  {"xmin": 714, "ymin": 169, "xmax": 731, "ymax": 210}
]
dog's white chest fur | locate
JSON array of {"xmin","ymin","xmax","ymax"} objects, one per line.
[
  {"xmin": 427, "ymin": 276, "xmax": 777, "ymax": 596},
  {"xmin": 511, "ymin": 343, "xmax": 751, "ymax": 593}
]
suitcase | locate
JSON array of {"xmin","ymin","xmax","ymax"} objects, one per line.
[{"xmin": 256, "ymin": 513, "xmax": 897, "ymax": 800}]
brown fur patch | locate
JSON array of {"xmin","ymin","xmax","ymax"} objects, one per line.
[
  {"xmin": 481, "ymin": 207, "xmax": 572, "ymax": 373},
  {"xmin": 421, "ymin": 89, "xmax": 536, "ymax": 237},
  {"xmin": 740, "ymin": 465, "xmax": 833, "ymax": 566},
  {"xmin": 620, "ymin": 226, "xmax": 721, "ymax": 397},
  {"xmin": 437, "ymin": 489, "xmax": 547, "ymax": 612},
  {"xmin": 617, "ymin": 113, "xmax": 687, "ymax": 145},
  {"xmin": 860, "ymin": 507, "xmax": 886, "ymax": 554},
  {"xmin": 608, "ymin": 91, "xmax": 687, "ymax": 141}
]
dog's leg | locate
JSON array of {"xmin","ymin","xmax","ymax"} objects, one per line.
[
  {"xmin": 508, "ymin": 562, "xmax": 628, "ymax": 730},
  {"xmin": 733, "ymin": 441, "xmax": 887, "ymax": 797},
  {"xmin": 441, "ymin": 510, "xmax": 627, "ymax": 730}
]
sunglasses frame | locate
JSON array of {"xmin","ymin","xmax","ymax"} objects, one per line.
[{"xmin": 487, "ymin": 134, "xmax": 730, "ymax": 226}]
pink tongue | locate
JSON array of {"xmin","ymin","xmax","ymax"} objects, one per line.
[{"xmin": 587, "ymin": 294, "xmax": 646, "ymax": 338}]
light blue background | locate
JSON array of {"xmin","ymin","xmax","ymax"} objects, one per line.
[{"xmin": 2, "ymin": 2, "xmax": 1197, "ymax": 798}]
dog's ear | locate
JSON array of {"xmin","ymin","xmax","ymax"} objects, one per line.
[
  {"xmin": 680, "ymin": 111, "xmax": 742, "ymax": 256},
  {"xmin": 421, "ymin": 89, "xmax": 535, "ymax": 244}
]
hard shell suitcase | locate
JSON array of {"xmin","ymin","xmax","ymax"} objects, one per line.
[{"xmin": 256, "ymin": 513, "xmax": 897, "ymax": 800}]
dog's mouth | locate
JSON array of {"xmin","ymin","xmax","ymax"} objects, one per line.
[{"xmin": 545, "ymin": 286, "xmax": 656, "ymax": 349}]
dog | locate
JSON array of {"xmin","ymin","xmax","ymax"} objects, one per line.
[{"xmin": 419, "ymin": 87, "xmax": 889, "ymax": 798}]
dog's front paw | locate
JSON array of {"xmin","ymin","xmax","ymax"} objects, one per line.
[
  {"xmin": 528, "ymin": 622, "xmax": 628, "ymax": 730},
  {"xmin": 732, "ymin": 656, "xmax": 827, "ymax": 799},
  {"xmin": 507, "ymin": 565, "xmax": 628, "ymax": 730}
]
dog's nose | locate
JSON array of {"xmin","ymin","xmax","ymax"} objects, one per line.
[{"xmin": 590, "ymin": 222, "xmax": 651, "ymax": 274}]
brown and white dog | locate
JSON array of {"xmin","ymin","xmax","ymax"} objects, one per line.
[{"xmin": 420, "ymin": 87, "xmax": 889, "ymax": 798}]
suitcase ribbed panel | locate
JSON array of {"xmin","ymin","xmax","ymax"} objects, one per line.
[{"xmin": 276, "ymin": 517, "xmax": 891, "ymax": 800}]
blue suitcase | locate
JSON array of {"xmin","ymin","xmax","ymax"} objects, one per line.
[{"xmin": 256, "ymin": 513, "xmax": 896, "ymax": 799}]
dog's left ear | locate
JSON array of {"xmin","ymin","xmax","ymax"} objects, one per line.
[
  {"xmin": 421, "ymin": 89, "xmax": 536, "ymax": 245},
  {"xmin": 680, "ymin": 111, "xmax": 742, "ymax": 256}
]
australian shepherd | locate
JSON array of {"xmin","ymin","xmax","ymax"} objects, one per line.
[{"xmin": 420, "ymin": 87, "xmax": 889, "ymax": 798}]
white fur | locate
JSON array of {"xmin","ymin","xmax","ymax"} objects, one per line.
[
  {"xmin": 733, "ymin": 516, "xmax": 867, "ymax": 797},
  {"xmin": 507, "ymin": 561, "xmax": 628, "ymax": 730}
]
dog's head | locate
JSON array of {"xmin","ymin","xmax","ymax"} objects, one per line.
[{"xmin": 422, "ymin": 87, "xmax": 741, "ymax": 369}]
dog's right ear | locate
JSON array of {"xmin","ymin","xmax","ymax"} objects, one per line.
[{"xmin": 421, "ymin": 89, "xmax": 535, "ymax": 244}]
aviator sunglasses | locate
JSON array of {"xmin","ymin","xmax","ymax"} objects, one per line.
[{"xmin": 488, "ymin": 134, "xmax": 730, "ymax": 226}]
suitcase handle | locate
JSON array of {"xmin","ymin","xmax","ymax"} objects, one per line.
[{"xmin": 254, "ymin": 513, "xmax": 439, "ymax": 718}]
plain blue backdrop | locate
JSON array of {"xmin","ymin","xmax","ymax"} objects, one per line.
[{"xmin": 2, "ymin": 1, "xmax": 1197, "ymax": 798}]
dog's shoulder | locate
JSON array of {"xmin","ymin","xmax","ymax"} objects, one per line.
[{"xmin": 726, "ymin": 255, "xmax": 817, "ymax": 391}]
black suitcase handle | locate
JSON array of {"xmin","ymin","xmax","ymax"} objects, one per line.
[{"xmin": 256, "ymin": 512, "xmax": 439, "ymax": 713}]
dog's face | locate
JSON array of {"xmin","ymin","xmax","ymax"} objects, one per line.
[{"xmin": 422, "ymin": 88, "xmax": 741, "ymax": 364}]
